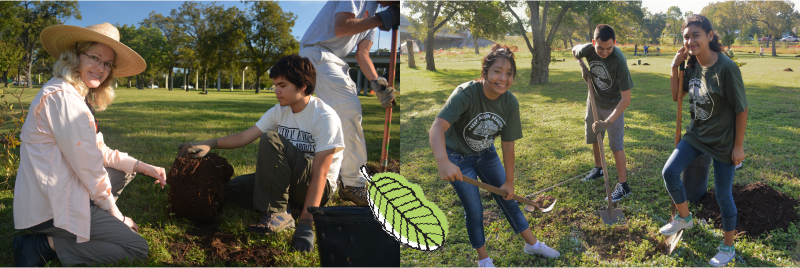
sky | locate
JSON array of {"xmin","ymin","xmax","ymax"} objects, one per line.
[{"xmin": 63, "ymin": 1, "xmax": 395, "ymax": 52}]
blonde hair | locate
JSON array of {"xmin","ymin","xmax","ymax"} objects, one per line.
[{"xmin": 51, "ymin": 41, "xmax": 116, "ymax": 111}]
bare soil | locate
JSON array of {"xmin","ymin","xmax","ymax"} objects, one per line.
[
  {"xmin": 693, "ymin": 182, "xmax": 800, "ymax": 236},
  {"xmin": 365, "ymin": 158, "xmax": 400, "ymax": 177},
  {"xmin": 581, "ymin": 224, "xmax": 660, "ymax": 260},
  {"xmin": 167, "ymin": 153, "xmax": 233, "ymax": 222},
  {"xmin": 166, "ymin": 222, "xmax": 282, "ymax": 266}
]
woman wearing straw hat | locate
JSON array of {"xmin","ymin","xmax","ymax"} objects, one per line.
[{"xmin": 12, "ymin": 22, "xmax": 166, "ymax": 266}]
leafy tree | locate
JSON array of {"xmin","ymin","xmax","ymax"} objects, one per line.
[
  {"xmin": 702, "ymin": 2, "xmax": 749, "ymax": 42},
  {"xmin": 642, "ymin": 11, "xmax": 667, "ymax": 44},
  {"xmin": 721, "ymin": 33, "xmax": 735, "ymax": 49},
  {"xmin": 142, "ymin": 11, "xmax": 187, "ymax": 91},
  {"xmin": 664, "ymin": 6, "xmax": 684, "ymax": 45},
  {"xmin": 455, "ymin": 2, "xmax": 515, "ymax": 54},
  {"xmin": 506, "ymin": 1, "xmax": 575, "ymax": 85},
  {"xmin": 747, "ymin": 0, "xmax": 797, "ymax": 56},
  {"xmin": 404, "ymin": 1, "xmax": 465, "ymax": 71},
  {"xmin": 239, "ymin": 1, "xmax": 296, "ymax": 94},
  {"xmin": 0, "ymin": 42, "xmax": 24, "ymax": 88}
]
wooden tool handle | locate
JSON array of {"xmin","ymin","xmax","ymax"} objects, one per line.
[
  {"xmin": 578, "ymin": 59, "xmax": 615, "ymax": 210},
  {"xmin": 460, "ymin": 176, "xmax": 539, "ymax": 208}
]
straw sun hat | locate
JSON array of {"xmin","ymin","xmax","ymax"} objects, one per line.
[{"xmin": 41, "ymin": 22, "xmax": 146, "ymax": 77}]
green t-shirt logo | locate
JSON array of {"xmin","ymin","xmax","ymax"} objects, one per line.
[
  {"xmin": 464, "ymin": 112, "xmax": 505, "ymax": 151},
  {"xmin": 589, "ymin": 60, "xmax": 612, "ymax": 90},
  {"xmin": 688, "ymin": 78, "xmax": 714, "ymax": 121}
]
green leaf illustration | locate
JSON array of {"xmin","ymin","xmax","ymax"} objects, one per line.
[{"xmin": 366, "ymin": 172, "xmax": 449, "ymax": 251}]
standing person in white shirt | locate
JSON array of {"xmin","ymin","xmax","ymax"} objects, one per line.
[
  {"xmin": 298, "ymin": 0, "xmax": 399, "ymax": 206},
  {"xmin": 178, "ymin": 55, "xmax": 345, "ymax": 253},
  {"xmin": 13, "ymin": 23, "xmax": 167, "ymax": 266}
]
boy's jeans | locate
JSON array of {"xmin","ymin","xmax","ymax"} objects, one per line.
[
  {"xmin": 446, "ymin": 145, "xmax": 529, "ymax": 249},
  {"xmin": 662, "ymin": 140, "xmax": 738, "ymax": 231}
]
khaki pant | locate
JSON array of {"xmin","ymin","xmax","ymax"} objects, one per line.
[
  {"xmin": 227, "ymin": 131, "xmax": 332, "ymax": 214},
  {"xmin": 29, "ymin": 168, "xmax": 149, "ymax": 266}
]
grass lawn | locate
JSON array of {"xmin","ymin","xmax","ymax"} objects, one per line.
[
  {"xmin": 0, "ymin": 85, "xmax": 399, "ymax": 266},
  {"xmin": 400, "ymin": 50, "xmax": 799, "ymax": 266}
]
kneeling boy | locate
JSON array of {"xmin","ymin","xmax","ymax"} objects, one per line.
[{"xmin": 178, "ymin": 55, "xmax": 345, "ymax": 252}]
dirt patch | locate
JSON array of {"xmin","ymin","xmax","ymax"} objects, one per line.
[
  {"xmin": 532, "ymin": 195, "xmax": 557, "ymax": 209},
  {"xmin": 784, "ymin": 68, "xmax": 794, "ymax": 72},
  {"xmin": 366, "ymin": 158, "xmax": 400, "ymax": 177},
  {"xmin": 167, "ymin": 153, "xmax": 234, "ymax": 222},
  {"xmin": 483, "ymin": 208, "xmax": 502, "ymax": 226},
  {"xmin": 581, "ymin": 224, "xmax": 659, "ymax": 260},
  {"xmin": 631, "ymin": 63, "xmax": 637, "ymax": 66},
  {"xmin": 694, "ymin": 182, "xmax": 800, "ymax": 236},
  {"xmin": 642, "ymin": 63, "xmax": 650, "ymax": 65},
  {"xmin": 167, "ymin": 222, "xmax": 283, "ymax": 266}
]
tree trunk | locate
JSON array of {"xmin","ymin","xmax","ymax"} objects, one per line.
[
  {"xmin": 474, "ymin": 37, "xmax": 479, "ymax": 54},
  {"xmin": 255, "ymin": 67, "xmax": 261, "ymax": 94},
  {"xmin": 203, "ymin": 69, "xmax": 207, "ymax": 94},
  {"xmin": 168, "ymin": 67, "xmax": 173, "ymax": 91},
  {"xmin": 425, "ymin": 28, "xmax": 436, "ymax": 71},
  {"xmin": 2, "ymin": 70, "xmax": 7, "ymax": 88},
  {"xmin": 185, "ymin": 68, "xmax": 190, "ymax": 92},
  {"xmin": 406, "ymin": 40, "xmax": 416, "ymax": 68},
  {"xmin": 25, "ymin": 61, "xmax": 33, "ymax": 89},
  {"xmin": 530, "ymin": 47, "xmax": 552, "ymax": 84},
  {"xmin": 771, "ymin": 38, "xmax": 776, "ymax": 56},
  {"xmin": 127, "ymin": 77, "xmax": 131, "ymax": 88}
]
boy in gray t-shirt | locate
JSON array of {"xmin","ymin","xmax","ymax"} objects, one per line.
[{"xmin": 572, "ymin": 24, "xmax": 634, "ymax": 202}]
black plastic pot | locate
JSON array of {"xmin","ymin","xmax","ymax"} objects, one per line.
[
  {"xmin": 308, "ymin": 207, "xmax": 400, "ymax": 267},
  {"xmin": 681, "ymin": 154, "xmax": 712, "ymax": 203}
]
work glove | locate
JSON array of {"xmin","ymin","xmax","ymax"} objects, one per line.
[
  {"xmin": 592, "ymin": 120, "xmax": 611, "ymax": 134},
  {"xmin": 292, "ymin": 220, "xmax": 315, "ymax": 253},
  {"xmin": 177, "ymin": 139, "xmax": 218, "ymax": 158},
  {"xmin": 376, "ymin": 4, "xmax": 400, "ymax": 31},
  {"xmin": 371, "ymin": 77, "xmax": 395, "ymax": 108}
]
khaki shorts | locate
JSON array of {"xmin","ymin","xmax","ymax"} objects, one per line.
[{"xmin": 585, "ymin": 99, "xmax": 625, "ymax": 152}]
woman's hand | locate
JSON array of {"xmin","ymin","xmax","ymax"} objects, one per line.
[
  {"xmin": 499, "ymin": 181, "xmax": 515, "ymax": 201},
  {"xmin": 732, "ymin": 146, "xmax": 745, "ymax": 166},
  {"xmin": 123, "ymin": 217, "xmax": 139, "ymax": 233},
  {"xmin": 672, "ymin": 46, "xmax": 688, "ymax": 67},
  {"xmin": 137, "ymin": 163, "xmax": 167, "ymax": 188},
  {"xmin": 436, "ymin": 160, "xmax": 462, "ymax": 182}
]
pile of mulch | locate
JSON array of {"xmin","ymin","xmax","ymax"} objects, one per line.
[
  {"xmin": 784, "ymin": 68, "xmax": 794, "ymax": 72},
  {"xmin": 167, "ymin": 153, "xmax": 234, "ymax": 222},
  {"xmin": 167, "ymin": 222, "xmax": 282, "ymax": 266},
  {"xmin": 694, "ymin": 182, "xmax": 800, "ymax": 236}
]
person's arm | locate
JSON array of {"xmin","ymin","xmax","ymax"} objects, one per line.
[
  {"xmin": 429, "ymin": 118, "xmax": 462, "ymax": 182},
  {"xmin": 499, "ymin": 141, "xmax": 515, "ymax": 200},
  {"xmin": 300, "ymin": 148, "xmax": 336, "ymax": 221},
  {"xmin": 732, "ymin": 107, "xmax": 748, "ymax": 165},
  {"xmin": 334, "ymin": 12, "xmax": 382, "ymax": 38},
  {"xmin": 671, "ymin": 46, "xmax": 688, "ymax": 102},
  {"xmin": 356, "ymin": 39, "xmax": 378, "ymax": 81},
  {"xmin": 178, "ymin": 126, "xmax": 263, "ymax": 158},
  {"xmin": 604, "ymin": 89, "xmax": 631, "ymax": 123}
]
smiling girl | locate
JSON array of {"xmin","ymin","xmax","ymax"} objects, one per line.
[
  {"xmin": 428, "ymin": 45, "xmax": 559, "ymax": 267},
  {"xmin": 660, "ymin": 14, "xmax": 748, "ymax": 267}
]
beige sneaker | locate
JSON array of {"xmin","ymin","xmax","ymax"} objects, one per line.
[
  {"xmin": 247, "ymin": 212, "xmax": 295, "ymax": 234},
  {"xmin": 339, "ymin": 185, "xmax": 369, "ymax": 206}
]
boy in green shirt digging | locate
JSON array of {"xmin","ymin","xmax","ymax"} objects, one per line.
[{"xmin": 572, "ymin": 24, "xmax": 634, "ymax": 202}]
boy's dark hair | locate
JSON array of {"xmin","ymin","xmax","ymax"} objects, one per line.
[
  {"xmin": 682, "ymin": 14, "xmax": 723, "ymax": 68},
  {"xmin": 480, "ymin": 44, "xmax": 517, "ymax": 80},
  {"xmin": 269, "ymin": 55, "xmax": 316, "ymax": 95},
  {"xmin": 593, "ymin": 24, "xmax": 616, "ymax": 42}
]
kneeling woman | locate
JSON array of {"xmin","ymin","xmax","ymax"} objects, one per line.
[
  {"xmin": 428, "ymin": 45, "xmax": 559, "ymax": 267},
  {"xmin": 13, "ymin": 23, "xmax": 167, "ymax": 266},
  {"xmin": 660, "ymin": 14, "xmax": 748, "ymax": 267}
]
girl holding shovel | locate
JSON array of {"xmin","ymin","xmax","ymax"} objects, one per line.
[
  {"xmin": 428, "ymin": 45, "xmax": 559, "ymax": 267},
  {"xmin": 660, "ymin": 14, "xmax": 748, "ymax": 267}
]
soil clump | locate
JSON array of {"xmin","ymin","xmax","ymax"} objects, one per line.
[
  {"xmin": 167, "ymin": 153, "xmax": 234, "ymax": 222},
  {"xmin": 694, "ymin": 182, "xmax": 799, "ymax": 236}
]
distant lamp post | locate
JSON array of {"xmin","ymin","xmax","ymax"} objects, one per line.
[{"xmin": 242, "ymin": 66, "xmax": 248, "ymax": 91}]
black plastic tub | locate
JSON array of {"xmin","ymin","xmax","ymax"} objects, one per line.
[{"xmin": 308, "ymin": 206, "xmax": 400, "ymax": 267}]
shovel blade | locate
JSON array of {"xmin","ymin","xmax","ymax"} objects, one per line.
[
  {"xmin": 523, "ymin": 199, "xmax": 557, "ymax": 213},
  {"xmin": 661, "ymin": 230, "xmax": 684, "ymax": 254},
  {"xmin": 599, "ymin": 208, "xmax": 625, "ymax": 224}
]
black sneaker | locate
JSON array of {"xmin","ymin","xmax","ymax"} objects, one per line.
[
  {"xmin": 582, "ymin": 167, "xmax": 603, "ymax": 182},
  {"xmin": 14, "ymin": 233, "xmax": 57, "ymax": 267},
  {"xmin": 604, "ymin": 183, "xmax": 632, "ymax": 202}
]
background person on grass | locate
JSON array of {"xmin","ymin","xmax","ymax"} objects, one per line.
[
  {"xmin": 178, "ymin": 55, "xmax": 344, "ymax": 253},
  {"xmin": 428, "ymin": 45, "xmax": 560, "ymax": 267},
  {"xmin": 572, "ymin": 24, "xmax": 634, "ymax": 202},
  {"xmin": 13, "ymin": 23, "xmax": 168, "ymax": 266},
  {"xmin": 298, "ymin": 0, "xmax": 399, "ymax": 206},
  {"xmin": 660, "ymin": 14, "xmax": 748, "ymax": 267}
]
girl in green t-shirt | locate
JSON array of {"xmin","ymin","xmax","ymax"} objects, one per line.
[
  {"xmin": 661, "ymin": 14, "xmax": 748, "ymax": 267},
  {"xmin": 428, "ymin": 45, "xmax": 559, "ymax": 267}
]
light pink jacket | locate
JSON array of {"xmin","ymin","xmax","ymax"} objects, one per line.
[{"xmin": 14, "ymin": 78, "xmax": 138, "ymax": 243}]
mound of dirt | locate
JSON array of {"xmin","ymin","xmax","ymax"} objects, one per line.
[
  {"xmin": 365, "ymin": 158, "xmax": 400, "ymax": 177},
  {"xmin": 784, "ymin": 68, "xmax": 794, "ymax": 72},
  {"xmin": 642, "ymin": 63, "xmax": 650, "ymax": 65},
  {"xmin": 167, "ymin": 153, "xmax": 234, "ymax": 222},
  {"xmin": 694, "ymin": 182, "xmax": 800, "ymax": 236},
  {"xmin": 795, "ymin": 55, "xmax": 800, "ymax": 57},
  {"xmin": 631, "ymin": 63, "xmax": 637, "ymax": 66}
]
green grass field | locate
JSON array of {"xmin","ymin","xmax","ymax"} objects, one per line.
[
  {"xmin": 0, "ymin": 85, "xmax": 399, "ymax": 266},
  {"xmin": 399, "ymin": 51, "xmax": 799, "ymax": 266}
]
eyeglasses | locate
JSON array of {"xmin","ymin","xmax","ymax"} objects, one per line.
[{"xmin": 81, "ymin": 53, "xmax": 116, "ymax": 71}]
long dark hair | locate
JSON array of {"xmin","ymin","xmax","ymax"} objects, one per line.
[
  {"xmin": 480, "ymin": 44, "xmax": 517, "ymax": 80},
  {"xmin": 682, "ymin": 14, "xmax": 723, "ymax": 68}
]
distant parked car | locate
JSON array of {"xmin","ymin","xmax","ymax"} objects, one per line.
[
  {"xmin": 781, "ymin": 36, "xmax": 799, "ymax": 42},
  {"xmin": 147, "ymin": 85, "xmax": 158, "ymax": 89},
  {"xmin": 187, "ymin": 85, "xmax": 194, "ymax": 89},
  {"xmin": 760, "ymin": 37, "xmax": 772, "ymax": 41}
]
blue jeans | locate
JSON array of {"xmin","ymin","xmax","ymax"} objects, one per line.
[
  {"xmin": 662, "ymin": 140, "xmax": 738, "ymax": 231},
  {"xmin": 447, "ymin": 146, "xmax": 530, "ymax": 249}
]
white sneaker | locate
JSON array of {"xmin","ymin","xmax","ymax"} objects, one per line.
[
  {"xmin": 524, "ymin": 241, "xmax": 560, "ymax": 258},
  {"xmin": 478, "ymin": 257, "xmax": 494, "ymax": 267},
  {"xmin": 709, "ymin": 243, "xmax": 735, "ymax": 267},
  {"xmin": 659, "ymin": 213, "xmax": 693, "ymax": 236}
]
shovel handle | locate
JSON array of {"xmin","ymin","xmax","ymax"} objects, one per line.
[
  {"xmin": 380, "ymin": 27, "xmax": 399, "ymax": 173},
  {"xmin": 460, "ymin": 175, "xmax": 542, "ymax": 210},
  {"xmin": 577, "ymin": 59, "xmax": 615, "ymax": 211}
]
